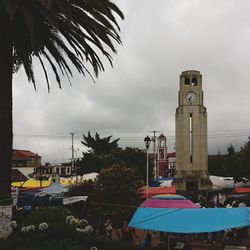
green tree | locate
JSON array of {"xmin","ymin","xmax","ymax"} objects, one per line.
[
  {"xmin": 113, "ymin": 147, "xmax": 147, "ymax": 181},
  {"xmin": 115, "ymin": 147, "xmax": 155, "ymax": 184},
  {"xmin": 224, "ymin": 144, "xmax": 240, "ymax": 178},
  {"xmin": 77, "ymin": 133, "xmax": 154, "ymax": 185},
  {"xmin": 0, "ymin": 1, "xmax": 124, "ymax": 203},
  {"xmin": 78, "ymin": 132, "xmax": 119, "ymax": 173},
  {"xmin": 208, "ymin": 141, "xmax": 250, "ymax": 179},
  {"xmin": 77, "ymin": 133, "xmax": 152, "ymax": 183},
  {"xmin": 69, "ymin": 164, "xmax": 143, "ymax": 227},
  {"xmin": 208, "ymin": 146, "xmax": 240, "ymax": 177},
  {"xmin": 82, "ymin": 132, "xmax": 119, "ymax": 158},
  {"xmin": 95, "ymin": 164, "xmax": 142, "ymax": 224},
  {"xmin": 238, "ymin": 137, "xmax": 250, "ymax": 178},
  {"xmin": 208, "ymin": 151, "xmax": 225, "ymax": 176}
]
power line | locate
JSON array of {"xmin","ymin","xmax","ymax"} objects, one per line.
[
  {"xmin": 14, "ymin": 128, "xmax": 250, "ymax": 136},
  {"xmin": 12, "ymin": 130, "xmax": 250, "ymax": 163}
]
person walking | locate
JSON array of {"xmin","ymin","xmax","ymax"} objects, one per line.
[
  {"xmin": 104, "ymin": 218, "xmax": 113, "ymax": 240},
  {"xmin": 122, "ymin": 221, "xmax": 133, "ymax": 242},
  {"xmin": 140, "ymin": 232, "xmax": 152, "ymax": 248}
]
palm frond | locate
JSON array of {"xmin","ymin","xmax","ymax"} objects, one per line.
[
  {"xmin": 37, "ymin": 54, "xmax": 50, "ymax": 92},
  {"xmin": 1, "ymin": 0, "xmax": 124, "ymax": 90}
]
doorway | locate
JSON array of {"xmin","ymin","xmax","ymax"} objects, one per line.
[{"xmin": 186, "ymin": 181, "xmax": 198, "ymax": 201}]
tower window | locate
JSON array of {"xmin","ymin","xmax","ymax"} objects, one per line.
[
  {"xmin": 192, "ymin": 77, "xmax": 198, "ymax": 86},
  {"xmin": 159, "ymin": 149, "xmax": 164, "ymax": 159},
  {"xmin": 184, "ymin": 77, "xmax": 190, "ymax": 85}
]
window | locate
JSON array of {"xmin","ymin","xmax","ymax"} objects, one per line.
[
  {"xmin": 184, "ymin": 77, "xmax": 190, "ymax": 85},
  {"xmin": 192, "ymin": 77, "xmax": 198, "ymax": 86},
  {"xmin": 159, "ymin": 149, "xmax": 164, "ymax": 159}
]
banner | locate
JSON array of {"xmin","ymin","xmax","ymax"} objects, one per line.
[{"xmin": 63, "ymin": 196, "xmax": 87, "ymax": 205}]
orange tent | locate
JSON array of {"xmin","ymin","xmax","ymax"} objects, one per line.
[
  {"xmin": 139, "ymin": 186, "xmax": 176, "ymax": 199},
  {"xmin": 233, "ymin": 187, "xmax": 250, "ymax": 193}
]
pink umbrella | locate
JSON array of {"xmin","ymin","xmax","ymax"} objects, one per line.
[
  {"xmin": 140, "ymin": 198, "xmax": 199, "ymax": 208},
  {"xmin": 138, "ymin": 186, "xmax": 176, "ymax": 199}
]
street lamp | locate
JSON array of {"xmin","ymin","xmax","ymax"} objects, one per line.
[{"xmin": 144, "ymin": 135, "xmax": 151, "ymax": 199}]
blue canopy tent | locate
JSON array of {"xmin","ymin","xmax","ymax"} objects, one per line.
[
  {"xmin": 129, "ymin": 207, "xmax": 250, "ymax": 233},
  {"xmin": 36, "ymin": 183, "xmax": 68, "ymax": 196},
  {"xmin": 17, "ymin": 189, "xmax": 41, "ymax": 207}
]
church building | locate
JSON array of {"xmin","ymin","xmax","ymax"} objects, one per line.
[{"xmin": 154, "ymin": 133, "xmax": 176, "ymax": 178}]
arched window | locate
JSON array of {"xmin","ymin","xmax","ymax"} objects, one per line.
[
  {"xmin": 184, "ymin": 77, "xmax": 190, "ymax": 85},
  {"xmin": 159, "ymin": 149, "xmax": 164, "ymax": 159},
  {"xmin": 192, "ymin": 77, "xmax": 198, "ymax": 86}
]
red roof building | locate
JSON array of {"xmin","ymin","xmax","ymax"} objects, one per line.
[{"xmin": 12, "ymin": 149, "xmax": 41, "ymax": 169}]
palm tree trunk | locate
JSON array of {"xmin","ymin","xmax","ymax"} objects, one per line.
[
  {"xmin": 0, "ymin": 10, "xmax": 13, "ymax": 205},
  {"xmin": 0, "ymin": 10, "xmax": 13, "ymax": 238}
]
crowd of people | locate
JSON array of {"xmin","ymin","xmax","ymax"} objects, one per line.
[
  {"xmin": 99, "ymin": 217, "xmax": 152, "ymax": 247},
  {"xmin": 96, "ymin": 191, "xmax": 249, "ymax": 249},
  {"xmin": 195, "ymin": 191, "xmax": 248, "ymax": 208}
]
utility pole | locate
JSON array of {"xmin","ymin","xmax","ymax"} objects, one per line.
[
  {"xmin": 70, "ymin": 132, "xmax": 75, "ymax": 180},
  {"xmin": 148, "ymin": 130, "xmax": 160, "ymax": 179}
]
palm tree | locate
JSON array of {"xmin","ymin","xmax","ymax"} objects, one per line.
[
  {"xmin": 78, "ymin": 132, "xmax": 120, "ymax": 173},
  {"xmin": 0, "ymin": 0, "xmax": 124, "ymax": 205},
  {"xmin": 81, "ymin": 132, "xmax": 119, "ymax": 158}
]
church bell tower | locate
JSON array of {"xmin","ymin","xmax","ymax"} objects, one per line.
[{"xmin": 174, "ymin": 70, "xmax": 212, "ymax": 194}]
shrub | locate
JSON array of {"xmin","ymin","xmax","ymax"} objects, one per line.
[
  {"xmin": 25, "ymin": 206, "xmax": 71, "ymax": 227},
  {"xmin": 0, "ymin": 206, "xmax": 99, "ymax": 250}
]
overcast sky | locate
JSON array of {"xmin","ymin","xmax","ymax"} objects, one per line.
[{"xmin": 13, "ymin": 0, "xmax": 250, "ymax": 164}]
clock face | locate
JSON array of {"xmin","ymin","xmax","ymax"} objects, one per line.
[{"xmin": 185, "ymin": 91, "xmax": 197, "ymax": 103}]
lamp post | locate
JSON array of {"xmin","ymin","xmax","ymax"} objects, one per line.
[{"xmin": 144, "ymin": 135, "xmax": 151, "ymax": 199}]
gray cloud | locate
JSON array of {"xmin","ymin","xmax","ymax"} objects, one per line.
[{"xmin": 13, "ymin": 0, "xmax": 250, "ymax": 163}]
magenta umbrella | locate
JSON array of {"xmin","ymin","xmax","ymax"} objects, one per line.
[{"xmin": 140, "ymin": 198, "xmax": 199, "ymax": 208}]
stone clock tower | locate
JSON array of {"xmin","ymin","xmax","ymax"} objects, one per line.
[{"xmin": 174, "ymin": 70, "xmax": 212, "ymax": 194}]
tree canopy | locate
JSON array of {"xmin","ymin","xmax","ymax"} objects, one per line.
[
  {"xmin": 77, "ymin": 132, "xmax": 148, "ymax": 182},
  {"xmin": 208, "ymin": 138, "xmax": 250, "ymax": 178},
  {"xmin": 94, "ymin": 164, "xmax": 142, "ymax": 224},
  {"xmin": 77, "ymin": 132, "xmax": 120, "ymax": 173},
  {"xmin": 112, "ymin": 147, "xmax": 150, "ymax": 181},
  {"xmin": 96, "ymin": 164, "xmax": 142, "ymax": 205},
  {"xmin": 82, "ymin": 132, "xmax": 119, "ymax": 157},
  {"xmin": 68, "ymin": 163, "xmax": 143, "ymax": 226}
]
